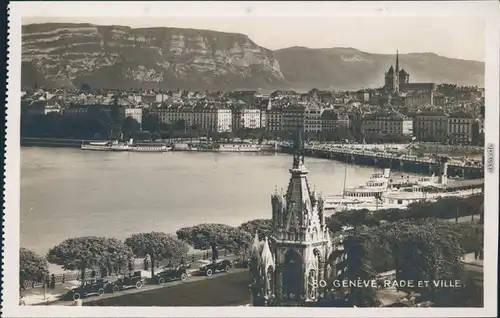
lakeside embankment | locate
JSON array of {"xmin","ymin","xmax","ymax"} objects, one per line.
[
  {"xmin": 21, "ymin": 137, "xmax": 484, "ymax": 157},
  {"xmin": 20, "ymin": 137, "xmax": 277, "ymax": 152}
]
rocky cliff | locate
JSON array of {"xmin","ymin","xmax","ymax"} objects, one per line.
[
  {"xmin": 22, "ymin": 23, "xmax": 484, "ymax": 91},
  {"xmin": 22, "ymin": 23, "xmax": 286, "ymax": 90}
]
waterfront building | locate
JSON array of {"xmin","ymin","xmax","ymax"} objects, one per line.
[
  {"xmin": 265, "ymin": 108, "xmax": 283, "ymax": 132},
  {"xmin": 447, "ymin": 111, "xmax": 474, "ymax": 144},
  {"xmin": 413, "ymin": 111, "xmax": 448, "ymax": 142},
  {"xmin": 260, "ymin": 108, "xmax": 268, "ymax": 129},
  {"xmin": 148, "ymin": 106, "xmax": 232, "ymax": 132},
  {"xmin": 249, "ymin": 129, "xmax": 337, "ymax": 307},
  {"xmin": 232, "ymin": 108, "xmax": 262, "ymax": 131},
  {"xmin": 361, "ymin": 112, "xmax": 413, "ymax": 136},
  {"xmin": 321, "ymin": 110, "xmax": 351, "ymax": 134},
  {"xmin": 303, "ymin": 106, "xmax": 323, "ymax": 133},
  {"xmin": 23, "ymin": 99, "xmax": 62, "ymax": 115},
  {"xmin": 241, "ymin": 108, "xmax": 262, "ymax": 129},
  {"xmin": 63, "ymin": 106, "xmax": 88, "ymax": 116},
  {"xmin": 282, "ymin": 106, "xmax": 306, "ymax": 133},
  {"xmin": 121, "ymin": 108, "xmax": 143, "ymax": 126}
]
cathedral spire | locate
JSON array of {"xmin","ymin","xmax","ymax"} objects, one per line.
[{"xmin": 395, "ymin": 50, "xmax": 399, "ymax": 73}]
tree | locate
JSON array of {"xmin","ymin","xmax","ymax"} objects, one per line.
[
  {"xmin": 173, "ymin": 119, "xmax": 188, "ymax": 133},
  {"xmin": 46, "ymin": 237, "xmax": 133, "ymax": 284},
  {"xmin": 133, "ymin": 131, "xmax": 152, "ymax": 141},
  {"xmin": 142, "ymin": 113, "xmax": 160, "ymax": 132},
  {"xmin": 329, "ymin": 227, "xmax": 382, "ymax": 307},
  {"xmin": 224, "ymin": 228, "xmax": 253, "ymax": 255},
  {"xmin": 238, "ymin": 219, "xmax": 273, "ymax": 240},
  {"xmin": 379, "ymin": 219, "xmax": 465, "ymax": 297},
  {"xmin": 125, "ymin": 232, "xmax": 189, "ymax": 277},
  {"xmin": 20, "ymin": 248, "xmax": 48, "ymax": 289},
  {"xmin": 176, "ymin": 223, "xmax": 251, "ymax": 254},
  {"xmin": 122, "ymin": 116, "xmax": 141, "ymax": 137}
]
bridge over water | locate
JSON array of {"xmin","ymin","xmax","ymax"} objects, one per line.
[{"xmin": 280, "ymin": 144, "xmax": 484, "ymax": 179}]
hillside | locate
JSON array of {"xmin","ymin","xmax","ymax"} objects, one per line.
[
  {"xmin": 21, "ymin": 23, "xmax": 484, "ymax": 91},
  {"xmin": 275, "ymin": 47, "xmax": 484, "ymax": 90}
]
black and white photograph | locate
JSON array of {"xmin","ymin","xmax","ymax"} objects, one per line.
[{"xmin": 3, "ymin": 1, "xmax": 499, "ymax": 317}]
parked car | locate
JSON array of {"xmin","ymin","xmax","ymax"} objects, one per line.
[
  {"xmin": 65, "ymin": 278, "xmax": 112, "ymax": 301},
  {"xmin": 114, "ymin": 271, "xmax": 145, "ymax": 291},
  {"xmin": 153, "ymin": 266, "xmax": 188, "ymax": 284},
  {"xmin": 234, "ymin": 258, "xmax": 251, "ymax": 269},
  {"xmin": 198, "ymin": 259, "xmax": 232, "ymax": 276}
]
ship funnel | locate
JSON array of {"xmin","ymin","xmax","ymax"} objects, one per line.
[{"xmin": 129, "ymin": 138, "xmax": 134, "ymax": 145}]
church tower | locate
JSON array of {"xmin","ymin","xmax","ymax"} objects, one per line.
[
  {"xmin": 250, "ymin": 128, "xmax": 333, "ymax": 307},
  {"xmin": 394, "ymin": 50, "xmax": 400, "ymax": 93},
  {"xmin": 384, "ymin": 50, "xmax": 401, "ymax": 93}
]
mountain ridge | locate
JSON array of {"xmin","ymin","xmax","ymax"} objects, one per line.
[{"xmin": 21, "ymin": 23, "xmax": 484, "ymax": 91}]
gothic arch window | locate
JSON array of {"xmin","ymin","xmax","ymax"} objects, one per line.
[
  {"xmin": 289, "ymin": 228, "xmax": 297, "ymax": 241},
  {"xmin": 283, "ymin": 249, "xmax": 303, "ymax": 300}
]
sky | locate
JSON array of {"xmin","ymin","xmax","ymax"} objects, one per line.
[{"xmin": 22, "ymin": 15, "xmax": 486, "ymax": 62}]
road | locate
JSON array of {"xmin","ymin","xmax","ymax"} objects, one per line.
[
  {"xmin": 47, "ymin": 268, "xmax": 250, "ymax": 306},
  {"xmin": 85, "ymin": 269, "xmax": 250, "ymax": 306}
]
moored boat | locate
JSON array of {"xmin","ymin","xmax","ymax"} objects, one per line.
[
  {"xmin": 215, "ymin": 142, "xmax": 261, "ymax": 153},
  {"xmin": 81, "ymin": 140, "xmax": 130, "ymax": 151},
  {"xmin": 324, "ymin": 166, "xmax": 483, "ymax": 215},
  {"xmin": 129, "ymin": 143, "xmax": 172, "ymax": 152}
]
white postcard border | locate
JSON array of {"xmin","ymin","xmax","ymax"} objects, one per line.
[{"xmin": 4, "ymin": 1, "xmax": 500, "ymax": 317}]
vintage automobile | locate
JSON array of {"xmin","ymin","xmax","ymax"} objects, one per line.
[
  {"xmin": 153, "ymin": 266, "xmax": 188, "ymax": 284},
  {"xmin": 233, "ymin": 258, "xmax": 251, "ymax": 269},
  {"xmin": 198, "ymin": 259, "xmax": 232, "ymax": 277},
  {"xmin": 114, "ymin": 271, "xmax": 145, "ymax": 290},
  {"xmin": 65, "ymin": 278, "xmax": 113, "ymax": 301}
]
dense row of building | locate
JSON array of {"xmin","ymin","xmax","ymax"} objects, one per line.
[
  {"xmin": 20, "ymin": 53, "xmax": 484, "ymax": 144},
  {"xmin": 21, "ymin": 95, "xmax": 484, "ymax": 144}
]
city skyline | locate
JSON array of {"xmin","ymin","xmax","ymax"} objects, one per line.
[{"xmin": 22, "ymin": 16, "xmax": 485, "ymax": 62}]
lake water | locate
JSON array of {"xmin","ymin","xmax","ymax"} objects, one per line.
[{"xmin": 20, "ymin": 148, "xmax": 377, "ymax": 259}]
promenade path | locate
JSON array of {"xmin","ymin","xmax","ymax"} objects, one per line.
[{"xmin": 22, "ymin": 253, "xmax": 240, "ymax": 305}]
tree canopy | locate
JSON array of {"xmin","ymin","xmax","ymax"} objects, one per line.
[
  {"xmin": 20, "ymin": 248, "xmax": 49, "ymax": 287},
  {"xmin": 326, "ymin": 195, "xmax": 483, "ymax": 233},
  {"xmin": 125, "ymin": 232, "xmax": 189, "ymax": 276},
  {"xmin": 46, "ymin": 236, "xmax": 133, "ymax": 280},
  {"xmin": 331, "ymin": 227, "xmax": 382, "ymax": 307},
  {"xmin": 122, "ymin": 116, "xmax": 141, "ymax": 136},
  {"xmin": 329, "ymin": 219, "xmax": 481, "ymax": 306},
  {"xmin": 176, "ymin": 223, "xmax": 252, "ymax": 254},
  {"xmin": 238, "ymin": 219, "xmax": 273, "ymax": 240}
]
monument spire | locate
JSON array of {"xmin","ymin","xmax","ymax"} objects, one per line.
[{"xmin": 292, "ymin": 125, "xmax": 305, "ymax": 169}]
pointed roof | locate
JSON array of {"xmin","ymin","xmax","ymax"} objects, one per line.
[
  {"xmin": 250, "ymin": 231, "xmax": 261, "ymax": 260},
  {"xmin": 399, "ymin": 68, "xmax": 408, "ymax": 76},
  {"xmin": 260, "ymin": 237, "xmax": 275, "ymax": 270},
  {"xmin": 387, "ymin": 65, "xmax": 394, "ymax": 74}
]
